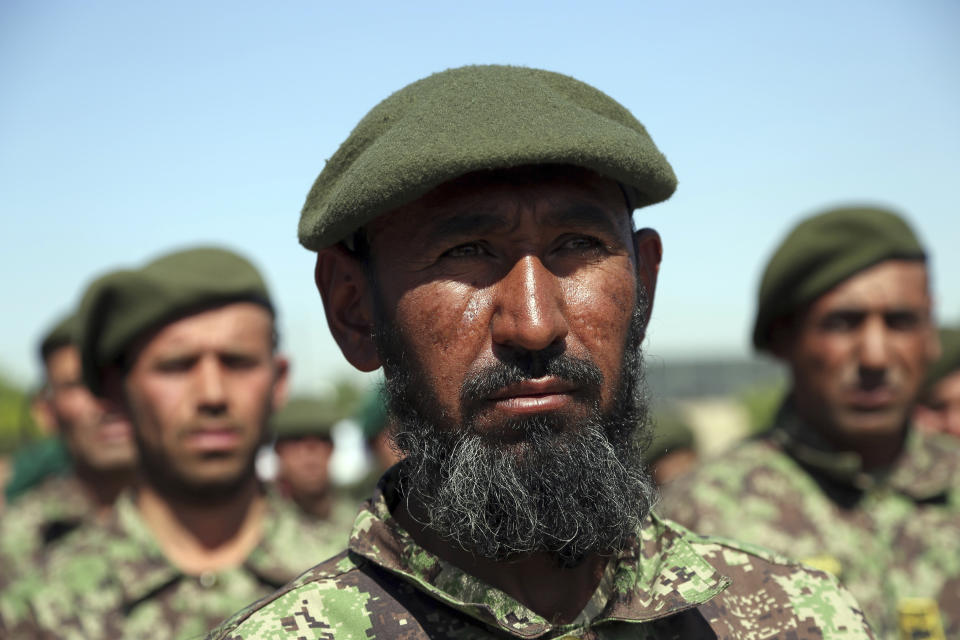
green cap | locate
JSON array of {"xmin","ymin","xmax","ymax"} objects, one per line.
[
  {"xmin": 39, "ymin": 312, "xmax": 80, "ymax": 361},
  {"xmin": 272, "ymin": 396, "xmax": 340, "ymax": 440},
  {"xmin": 78, "ymin": 246, "xmax": 273, "ymax": 395},
  {"xmin": 298, "ymin": 64, "xmax": 677, "ymax": 250},
  {"xmin": 922, "ymin": 327, "xmax": 960, "ymax": 399},
  {"xmin": 753, "ymin": 206, "xmax": 926, "ymax": 352}
]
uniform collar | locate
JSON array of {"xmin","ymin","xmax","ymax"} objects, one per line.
[
  {"xmin": 348, "ymin": 469, "xmax": 731, "ymax": 638},
  {"xmin": 108, "ymin": 488, "xmax": 300, "ymax": 612},
  {"xmin": 771, "ymin": 399, "xmax": 957, "ymax": 500}
]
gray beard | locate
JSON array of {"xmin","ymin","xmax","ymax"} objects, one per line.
[{"xmin": 373, "ymin": 294, "xmax": 657, "ymax": 567}]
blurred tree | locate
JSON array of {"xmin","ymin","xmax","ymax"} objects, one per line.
[
  {"xmin": 0, "ymin": 372, "xmax": 39, "ymax": 454},
  {"xmin": 738, "ymin": 382, "xmax": 786, "ymax": 436}
]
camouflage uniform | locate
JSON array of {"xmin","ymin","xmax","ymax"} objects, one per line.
[
  {"xmin": 0, "ymin": 488, "xmax": 354, "ymax": 639},
  {"xmin": 661, "ymin": 401, "xmax": 960, "ymax": 639},
  {"xmin": 0, "ymin": 474, "xmax": 91, "ymax": 586},
  {"xmin": 205, "ymin": 470, "xmax": 874, "ymax": 639}
]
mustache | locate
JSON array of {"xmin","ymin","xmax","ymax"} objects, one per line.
[{"xmin": 460, "ymin": 352, "xmax": 604, "ymax": 405}]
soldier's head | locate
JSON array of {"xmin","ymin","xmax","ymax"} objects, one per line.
[
  {"xmin": 754, "ymin": 207, "xmax": 938, "ymax": 452},
  {"xmin": 914, "ymin": 327, "xmax": 960, "ymax": 438},
  {"xmin": 78, "ymin": 247, "xmax": 288, "ymax": 505},
  {"xmin": 38, "ymin": 313, "xmax": 137, "ymax": 474},
  {"xmin": 305, "ymin": 65, "xmax": 673, "ymax": 564},
  {"xmin": 272, "ymin": 396, "xmax": 337, "ymax": 508}
]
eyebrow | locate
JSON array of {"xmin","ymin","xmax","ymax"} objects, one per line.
[{"xmin": 424, "ymin": 203, "xmax": 625, "ymax": 244}]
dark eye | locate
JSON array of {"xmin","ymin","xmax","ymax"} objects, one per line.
[
  {"xmin": 221, "ymin": 354, "xmax": 260, "ymax": 370},
  {"xmin": 155, "ymin": 357, "xmax": 195, "ymax": 373},
  {"xmin": 820, "ymin": 311, "xmax": 864, "ymax": 332},
  {"xmin": 442, "ymin": 242, "xmax": 486, "ymax": 258},
  {"xmin": 557, "ymin": 235, "xmax": 606, "ymax": 254},
  {"xmin": 885, "ymin": 311, "xmax": 921, "ymax": 331}
]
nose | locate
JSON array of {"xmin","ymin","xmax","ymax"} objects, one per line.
[
  {"xmin": 858, "ymin": 316, "xmax": 890, "ymax": 387},
  {"xmin": 196, "ymin": 356, "xmax": 228, "ymax": 415},
  {"xmin": 490, "ymin": 255, "xmax": 568, "ymax": 354}
]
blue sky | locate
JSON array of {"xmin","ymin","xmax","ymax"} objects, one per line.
[{"xmin": 2, "ymin": 0, "xmax": 958, "ymax": 393}]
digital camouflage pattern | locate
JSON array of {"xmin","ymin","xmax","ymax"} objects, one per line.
[
  {"xmin": 0, "ymin": 473, "xmax": 91, "ymax": 587},
  {"xmin": 0, "ymin": 488, "xmax": 355, "ymax": 639},
  {"xmin": 661, "ymin": 400, "xmax": 960, "ymax": 640},
  {"xmin": 206, "ymin": 470, "xmax": 874, "ymax": 640}
]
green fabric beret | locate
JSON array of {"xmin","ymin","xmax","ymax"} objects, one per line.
[
  {"xmin": 298, "ymin": 64, "xmax": 678, "ymax": 250},
  {"xmin": 753, "ymin": 206, "xmax": 926, "ymax": 352},
  {"xmin": 78, "ymin": 247, "xmax": 273, "ymax": 395},
  {"xmin": 272, "ymin": 396, "xmax": 340, "ymax": 439},
  {"xmin": 922, "ymin": 327, "xmax": 960, "ymax": 398},
  {"xmin": 39, "ymin": 312, "xmax": 79, "ymax": 361}
]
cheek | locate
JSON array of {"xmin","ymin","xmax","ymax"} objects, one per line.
[{"xmin": 564, "ymin": 270, "xmax": 636, "ymax": 367}]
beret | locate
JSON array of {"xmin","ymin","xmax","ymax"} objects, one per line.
[
  {"xmin": 272, "ymin": 396, "xmax": 340, "ymax": 439},
  {"xmin": 648, "ymin": 411, "xmax": 696, "ymax": 465},
  {"xmin": 298, "ymin": 64, "xmax": 678, "ymax": 250},
  {"xmin": 753, "ymin": 206, "xmax": 926, "ymax": 352},
  {"xmin": 922, "ymin": 327, "xmax": 960, "ymax": 399},
  {"xmin": 78, "ymin": 247, "xmax": 273, "ymax": 395},
  {"xmin": 39, "ymin": 312, "xmax": 79, "ymax": 361}
]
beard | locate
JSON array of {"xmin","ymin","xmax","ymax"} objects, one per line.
[{"xmin": 373, "ymin": 289, "xmax": 657, "ymax": 568}]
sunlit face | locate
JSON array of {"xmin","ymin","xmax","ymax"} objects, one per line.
[
  {"xmin": 275, "ymin": 435, "xmax": 334, "ymax": 498},
  {"xmin": 780, "ymin": 260, "xmax": 937, "ymax": 447},
  {"xmin": 914, "ymin": 370, "xmax": 960, "ymax": 439},
  {"xmin": 44, "ymin": 345, "xmax": 136, "ymax": 472},
  {"xmin": 362, "ymin": 168, "xmax": 653, "ymax": 440},
  {"xmin": 121, "ymin": 302, "xmax": 286, "ymax": 498}
]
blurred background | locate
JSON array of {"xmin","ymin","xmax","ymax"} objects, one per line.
[{"xmin": 2, "ymin": 0, "xmax": 958, "ymax": 481}]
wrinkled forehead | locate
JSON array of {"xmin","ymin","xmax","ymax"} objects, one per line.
[
  {"xmin": 362, "ymin": 165, "xmax": 633, "ymax": 245},
  {"xmin": 809, "ymin": 259, "xmax": 932, "ymax": 314}
]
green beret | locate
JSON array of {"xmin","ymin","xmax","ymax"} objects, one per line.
[
  {"xmin": 39, "ymin": 312, "xmax": 79, "ymax": 361},
  {"xmin": 272, "ymin": 397, "xmax": 340, "ymax": 440},
  {"xmin": 298, "ymin": 64, "xmax": 677, "ymax": 250},
  {"xmin": 78, "ymin": 247, "xmax": 273, "ymax": 395},
  {"xmin": 753, "ymin": 206, "xmax": 925, "ymax": 351},
  {"xmin": 648, "ymin": 411, "xmax": 696, "ymax": 465},
  {"xmin": 922, "ymin": 327, "xmax": 960, "ymax": 399}
]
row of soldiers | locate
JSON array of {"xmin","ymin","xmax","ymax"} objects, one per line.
[{"xmin": 0, "ymin": 63, "xmax": 958, "ymax": 639}]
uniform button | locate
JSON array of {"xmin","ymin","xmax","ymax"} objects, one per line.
[{"xmin": 199, "ymin": 572, "xmax": 218, "ymax": 588}]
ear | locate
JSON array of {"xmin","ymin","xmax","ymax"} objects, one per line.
[
  {"xmin": 314, "ymin": 247, "xmax": 381, "ymax": 371},
  {"xmin": 633, "ymin": 228, "xmax": 662, "ymax": 326},
  {"xmin": 270, "ymin": 354, "xmax": 291, "ymax": 412}
]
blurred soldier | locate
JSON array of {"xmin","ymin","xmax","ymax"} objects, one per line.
[
  {"xmin": 0, "ymin": 312, "xmax": 136, "ymax": 584},
  {"xmin": 648, "ymin": 409, "xmax": 698, "ymax": 486},
  {"xmin": 272, "ymin": 396, "xmax": 356, "ymax": 534},
  {"xmin": 0, "ymin": 247, "xmax": 345, "ymax": 639},
  {"xmin": 914, "ymin": 326, "xmax": 960, "ymax": 438},
  {"xmin": 663, "ymin": 207, "xmax": 960, "ymax": 638},
  {"xmin": 208, "ymin": 66, "xmax": 871, "ymax": 639}
]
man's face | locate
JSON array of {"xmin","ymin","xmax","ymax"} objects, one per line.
[
  {"xmin": 780, "ymin": 260, "xmax": 937, "ymax": 447},
  {"xmin": 364, "ymin": 168, "xmax": 653, "ymax": 436},
  {"xmin": 320, "ymin": 166, "xmax": 661, "ymax": 563},
  {"xmin": 44, "ymin": 345, "xmax": 136, "ymax": 472},
  {"xmin": 275, "ymin": 435, "xmax": 334, "ymax": 498},
  {"xmin": 914, "ymin": 370, "xmax": 960, "ymax": 438},
  {"xmin": 121, "ymin": 302, "xmax": 287, "ymax": 503}
]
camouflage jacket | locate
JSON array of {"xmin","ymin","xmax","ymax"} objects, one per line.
[
  {"xmin": 205, "ymin": 470, "xmax": 873, "ymax": 639},
  {"xmin": 660, "ymin": 401, "xmax": 960, "ymax": 640},
  {"xmin": 0, "ymin": 474, "xmax": 91, "ymax": 587},
  {"xmin": 0, "ymin": 488, "xmax": 354, "ymax": 639}
]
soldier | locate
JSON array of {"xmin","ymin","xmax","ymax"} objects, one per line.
[
  {"xmin": 0, "ymin": 247, "xmax": 348, "ymax": 639},
  {"xmin": 914, "ymin": 326, "xmax": 960, "ymax": 438},
  {"xmin": 208, "ymin": 65, "xmax": 873, "ymax": 639},
  {"xmin": 661, "ymin": 207, "xmax": 960, "ymax": 639},
  {"xmin": 0, "ymin": 312, "xmax": 137, "ymax": 585},
  {"xmin": 272, "ymin": 395, "xmax": 356, "ymax": 532}
]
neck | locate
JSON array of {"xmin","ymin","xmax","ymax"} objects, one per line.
[
  {"xmin": 288, "ymin": 487, "xmax": 333, "ymax": 520},
  {"xmin": 394, "ymin": 499, "xmax": 607, "ymax": 624},
  {"xmin": 73, "ymin": 463, "xmax": 135, "ymax": 517},
  {"xmin": 136, "ymin": 476, "xmax": 266, "ymax": 575},
  {"xmin": 791, "ymin": 398, "xmax": 907, "ymax": 470}
]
